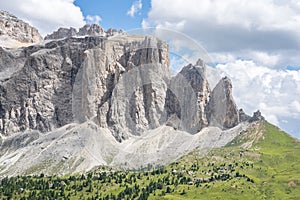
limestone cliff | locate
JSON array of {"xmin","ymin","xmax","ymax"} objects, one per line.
[
  {"xmin": 0, "ymin": 12, "xmax": 248, "ymax": 142},
  {"xmin": 165, "ymin": 59, "xmax": 211, "ymax": 133},
  {"xmin": 0, "ymin": 32, "xmax": 170, "ymax": 141},
  {"xmin": 207, "ymin": 77, "xmax": 240, "ymax": 129}
]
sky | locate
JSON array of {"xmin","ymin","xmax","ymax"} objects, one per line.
[{"xmin": 0, "ymin": 0, "xmax": 299, "ymax": 138}]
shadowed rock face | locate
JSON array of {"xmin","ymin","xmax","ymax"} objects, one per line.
[
  {"xmin": 165, "ymin": 61, "xmax": 211, "ymax": 134},
  {"xmin": 207, "ymin": 77, "xmax": 240, "ymax": 129}
]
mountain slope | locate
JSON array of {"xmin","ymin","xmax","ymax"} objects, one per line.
[
  {"xmin": 0, "ymin": 120, "xmax": 299, "ymax": 200},
  {"xmin": 0, "ymin": 121, "xmax": 250, "ymax": 176}
]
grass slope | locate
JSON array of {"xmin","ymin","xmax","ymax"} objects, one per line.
[{"xmin": 0, "ymin": 121, "xmax": 299, "ymax": 200}]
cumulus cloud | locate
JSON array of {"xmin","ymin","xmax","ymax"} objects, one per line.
[
  {"xmin": 0, "ymin": 0, "xmax": 85, "ymax": 36},
  {"xmin": 127, "ymin": 0, "xmax": 142, "ymax": 17},
  {"xmin": 216, "ymin": 60, "xmax": 300, "ymax": 136},
  {"xmin": 86, "ymin": 15, "xmax": 102, "ymax": 24},
  {"xmin": 144, "ymin": 0, "xmax": 300, "ymax": 68},
  {"xmin": 210, "ymin": 51, "xmax": 282, "ymax": 68}
]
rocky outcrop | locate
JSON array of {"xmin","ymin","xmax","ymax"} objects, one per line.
[
  {"xmin": 165, "ymin": 59, "xmax": 210, "ymax": 133},
  {"xmin": 44, "ymin": 27, "xmax": 77, "ymax": 40},
  {"xmin": 207, "ymin": 77, "xmax": 240, "ymax": 129},
  {"xmin": 239, "ymin": 109, "xmax": 265, "ymax": 123},
  {"xmin": 45, "ymin": 24, "xmax": 123, "ymax": 40},
  {"xmin": 239, "ymin": 109, "xmax": 251, "ymax": 122},
  {"xmin": 249, "ymin": 110, "xmax": 265, "ymax": 122},
  {"xmin": 78, "ymin": 24, "xmax": 105, "ymax": 37},
  {"xmin": 0, "ymin": 11, "xmax": 42, "ymax": 45}
]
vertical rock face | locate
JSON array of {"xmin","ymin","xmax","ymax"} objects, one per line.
[
  {"xmin": 166, "ymin": 59, "xmax": 210, "ymax": 133},
  {"xmin": 0, "ymin": 37, "xmax": 104, "ymax": 135},
  {"xmin": 73, "ymin": 35, "xmax": 170, "ymax": 141},
  {"xmin": 0, "ymin": 31, "xmax": 170, "ymax": 140},
  {"xmin": 0, "ymin": 11, "xmax": 42, "ymax": 45},
  {"xmin": 207, "ymin": 77, "xmax": 240, "ymax": 129},
  {"xmin": 0, "ymin": 47, "xmax": 27, "ymax": 80}
]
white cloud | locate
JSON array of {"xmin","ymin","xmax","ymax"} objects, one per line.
[
  {"xmin": 127, "ymin": 0, "xmax": 142, "ymax": 17},
  {"xmin": 141, "ymin": 19, "xmax": 150, "ymax": 28},
  {"xmin": 147, "ymin": 0, "xmax": 300, "ymax": 33},
  {"xmin": 210, "ymin": 51, "xmax": 281, "ymax": 68},
  {"xmin": 209, "ymin": 52, "xmax": 238, "ymax": 64},
  {"xmin": 248, "ymin": 51, "xmax": 280, "ymax": 67},
  {"xmin": 0, "ymin": 0, "xmax": 85, "ymax": 36},
  {"xmin": 144, "ymin": 0, "xmax": 300, "ymax": 68},
  {"xmin": 216, "ymin": 60, "xmax": 300, "ymax": 135},
  {"xmin": 86, "ymin": 15, "xmax": 102, "ymax": 24},
  {"xmin": 291, "ymin": 100, "xmax": 300, "ymax": 112}
]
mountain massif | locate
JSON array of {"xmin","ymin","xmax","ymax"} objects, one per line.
[{"xmin": 0, "ymin": 11, "xmax": 290, "ymax": 179}]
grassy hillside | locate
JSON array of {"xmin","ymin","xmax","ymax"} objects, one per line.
[{"xmin": 0, "ymin": 121, "xmax": 299, "ymax": 200}]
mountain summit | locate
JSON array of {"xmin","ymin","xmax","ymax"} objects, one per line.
[
  {"xmin": 0, "ymin": 11, "xmax": 42, "ymax": 48},
  {"xmin": 0, "ymin": 12, "xmax": 262, "ymax": 175}
]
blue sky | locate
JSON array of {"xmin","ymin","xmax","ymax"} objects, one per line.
[
  {"xmin": 74, "ymin": 0, "xmax": 151, "ymax": 31},
  {"xmin": 0, "ymin": 0, "xmax": 299, "ymax": 138}
]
